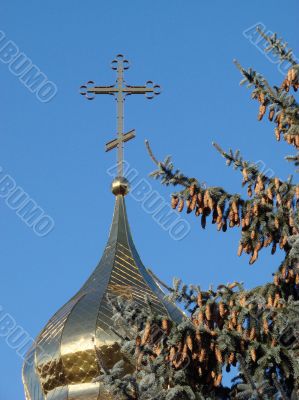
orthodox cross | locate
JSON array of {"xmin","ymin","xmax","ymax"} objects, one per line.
[{"xmin": 80, "ymin": 54, "xmax": 161, "ymax": 177}]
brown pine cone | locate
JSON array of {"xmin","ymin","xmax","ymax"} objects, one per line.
[
  {"xmin": 197, "ymin": 292, "xmax": 203, "ymax": 307},
  {"xmin": 142, "ymin": 321, "xmax": 151, "ymax": 345},
  {"xmin": 258, "ymin": 104, "xmax": 266, "ymax": 120},
  {"xmin": 169, "ymin": 346, "xmax": 176, "ymax": 362},
  {"xmin": 237, "ymin": 242, "xmax": 243, "ymax": 257},
  {"xmin": 186, "ymin": 335, "xmax": 193, "ymax": 352},
  {"xmin": 205, "ymin": 304, "xmax": 212, "ymax": 321},
  {"xmin": 197, "ymin": 192, "xmax": 203, "ymax": 207},
  {"xmin": 274, "ymin": 177, "xmax": 280, "ymax": 190},
  {"xmin": 162, "ymin": 319, "xmax": 170, "ymax": 334},
  {"xmin": 263, "ymin": 318, "xmax": 269, "ymax": 335},
  {"xmin": 269, "ymin": 109, "xmax": 275, "ymax": 121},
  {"xmin": 190, "ymin": 194, "xmax": 197, "ymax": 211},
  {"xmin": 249, "ymin": 251, "xmax": 258, "ymax": 265},
  {"xmin": 177, "ymin": 198, "xmax": 184, "ymax": 212},
  {"xmin": 242, "ymin": 168, "xmax": 249, "ymax": 182},
  {"xmin": 186, "ymin": 199, "xmax": 191, "ymax": 213},
  {"xmin": 228, "ymin": 352, "xmax": 235, "ymax": 365},
  {"xmin": 249, "ymin": 327, "xmax": 256, "ymax": 340},
  {"xmin": 253, "ymin": 203, "xmax": 259, "ymax": 216},
  {"xmin": 171, "ymin": 196, "xmax": 179, "ymax": 209},
  {"xmin": 215, "ymin": 347, "xmax": 223, "ymax": 363},
  {"xmin": 267, "ymin": 187, "xmax": 273, "ymax": 200},
  {"xmin": 199, "ymin": 348, "xmax": 206, "ymax": 362},
  {"xmin": 247, "ymin": 185, "xmax": 253, "ymax": 197},
  {"xmin": 275, "ymin": 128, "xmax": 281, "ymax": 141},
  {"xmin": 189, "ymin": 184, "xmax": 196, "ymax": 197},
  {"xmin": 267, "ymin": 295, "xmax": 273, "ymax": 308},
  {"xmin": 197, "ymin": 311, "xmax": 204, "ymax": 324},
  {"xmin": 219, "ymin": 302, "xmax": 226, "ymax": 317},
  {"xmin": 251, "ymin": 348, "xmax": 257, "ymax": 362},
  {"xmin": 182, "ymin": 343, "xmax": 188, "ymax": 360},
  {"xmin": 136, "ymin": 336, "xmax": 142, "ymax": 347},
  {"xmin": 214, "ymin": 373, "xmax": 222, "ymax": 387},
  {"xmin": 281, "ymin": 266, "xmax": 287, "ymax": 279}
]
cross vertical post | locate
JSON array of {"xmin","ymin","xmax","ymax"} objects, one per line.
[
  {"xmin": 116, "ymin": 57, "xmax": 125, "ymax": 176},
  {"xmin": 80, "ymin": 54, "xmax": 161, "ymax": 178}
]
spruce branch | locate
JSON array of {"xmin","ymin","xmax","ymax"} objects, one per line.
[
  {"xmin": 272, "ymin": 372, "xmax": 289, "ymax": 400},
  {"xmin": 257, "ymin": 27, "xmax": 297, "ymax": 66}
]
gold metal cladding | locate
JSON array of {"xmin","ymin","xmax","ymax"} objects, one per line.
[
  {"xmin": 80, "ymin": 54, "xmax": 160, "ymax": 177},
  {"xmin": 23, "ymin": 195, "xmax": 183, "ymax": 399}
]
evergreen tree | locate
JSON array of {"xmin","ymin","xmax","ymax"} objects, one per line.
[{"xmin": 95, "ymin": 29, "xmax": 299, "ymax": 399}]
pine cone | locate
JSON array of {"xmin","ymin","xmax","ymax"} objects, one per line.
[
  {"xmin": 228, "ymin": 352, "xmax": 235, "ymax": 365},
  {"xmin": 247, "ymin": 185, "xmax": 253, "ymax": 197},
  {"xmin": 251, "ymin": 348, "xmax": 257, "ymax": 362},
  {"xmin": 242, "ymin": 168, "xmax": 249, "ymax": 182},
  {"xmin": 215, "ymin": 347, "xmax": 223, "ymax": 363},
  {"xmin": 162, "ymin": 319, "xmax": 170, "ymax": 334},
  {"xmin": 171, "ymin": 196, "xmax": 179, "ymax": 209},
  {"xmin": 219, "ymin": 302, "xmax": 226, "ymax": 317},
  {"xmin": 237, "ymin": 242, "xmax": 243, "ymax": 257},
  {"xmin": 269, "ymin": 109, "xmax": 275, "ymax": 121},
  {"xmin": 205, "ymin": 304, "xmax": 212, "ymax": 321},
  {"xmin": 263, "ymin": 318, "xmax": 269, "ymax": 335},
  {"xmin": 274, "ymin": 177, "xmax": 280, "ymax": 190},
  {"xmin": 169, "ymin": 346, "xmax": 176, "ymax": 362},
  {"xmin": 197, "ymin": 311, "xmax": 204, "ymax": 324},
  {"xmin": 267, "ymin": 295, "xmax": 273, "ymax": 308},
  {"xmin": 177, "ymin": 198, "xmax": 184, "ymax": 212},
  {"xmin": 249, "ymin": 327, "xmax": 256, "ymax": 340},
  {"xmin": 190, "ymin": 194, "xmax": 197, "ymax": 211},
  {"xmin": 214, "ymin": 373, "xmax": 222, "ymax": 387},
  {"xmin": 249, "ymin": 251, "xmax": 258, "ymax": 265},
  {"xmin": 199, "ymin": 348, "xmax": 206, "ymax": 362},
  {"xmin": 186, "ymin": 335, "xmax": 193, "ymax": 351},
  {"xmin": 189, "ymin": 184, "xmax": 196, "ymax": 197},
  {"xmin": 197, "ymin": 292, "xmax": 203, "ymax": 307},
  {"xmin": 142, "ymin": 321, "xmax": 151, "ymax": 345},
  {"xmin": 258, "ymin": 104, "xmax": 266, "ymax": 120},
  {"xmin": 275, "ymin": 128, "xmax": 281, "ymax": 141}
]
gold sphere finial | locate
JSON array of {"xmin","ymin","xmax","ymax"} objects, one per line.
[{"xmin": 111, "ymin": 177, "xmax": 130, "ymax": 196}]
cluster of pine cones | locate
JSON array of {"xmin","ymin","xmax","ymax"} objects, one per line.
[
  {"xmin": 171, "ymin": 178, "xmax": 299, "ymax": 265},
  {"xmin": 253, "ymin": 66, "xmax": 299, "ymax": 149},
  {"xmin": 281, "ymin": 65, "xmax": 299, "ymax": 92},
  {"xmin": 134, "ymin": 283, "xmax": 290, "ymax": 391}
]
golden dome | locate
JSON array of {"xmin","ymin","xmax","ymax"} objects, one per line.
[{"xmin": 23, "ymin": 194, "xmax": 182, "ymax": 400}]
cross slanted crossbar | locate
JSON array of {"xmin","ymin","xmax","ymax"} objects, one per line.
[{"xmin": 80, "ymin": 54, "xmax": 160, "ymax": 177}]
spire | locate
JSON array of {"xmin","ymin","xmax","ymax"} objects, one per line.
[{"xmin": 23, "ymin": 56, "xmax": 182, "ymax": 400}]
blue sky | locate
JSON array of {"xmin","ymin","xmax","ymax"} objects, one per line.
[{"xmin": 0, "ymin": 1, "xmax": 298, "ymax": 398}]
